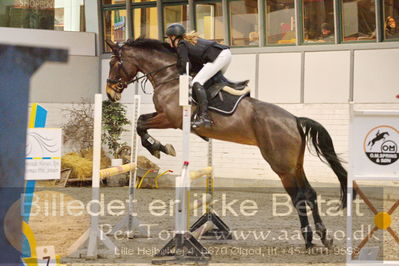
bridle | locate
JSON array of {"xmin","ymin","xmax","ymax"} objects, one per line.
[{"xmin": 107, "ymin": 54, "xmax": 177, "ymax": 94}]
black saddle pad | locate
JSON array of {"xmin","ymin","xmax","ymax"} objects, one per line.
[
  {"xmin": 192, "ymin": 89, "xmax": 249, "ymax": 115},
  {"xmin": 190, "ymin": 71, "xmax": 250, "ymax": 115}
]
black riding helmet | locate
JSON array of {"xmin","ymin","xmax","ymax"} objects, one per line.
[{"xmin": 166, "ymin": 23, "xmax": 186, "ymax": 37}]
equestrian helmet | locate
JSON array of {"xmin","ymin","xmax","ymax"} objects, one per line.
[{"xmin": 166, "ymin": 23, "xmax": 186, "ymax": 37}]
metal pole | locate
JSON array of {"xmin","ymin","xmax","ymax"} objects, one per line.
[
  {"xmin": 128, "ymin": 95, "xmax": 141, "ymax": 233},
  {"xmin": 188, "ymin": 0, "xmax": 195, "ymax": 31},
  {"xmin": 126, "ymin": 0, "xmax": 133, "ymax": 38},
  {"xmin": 375, "ymin": 0, "xmax": 382, "ymax": 42},
  {"xmin": 206, "ymin": 139, "xmax": 213, "ymax": 213},
  {"xmin": 257, "ymin": 0, "xmax": 265, "ymax": 47},
  {"xmin": 157, "ymin": 0, "xmax": 164, "ymax": 40},
  {"xmin": 294, "ymin": 0, "xmax": 301, "ymax": 45},
  {"xmin": 222, "ymin": 0, "xmax": 230, "ymax": 45},
  {"xmin": 333, "ymin": 0, "xmax": 339, "ymax": 44}
]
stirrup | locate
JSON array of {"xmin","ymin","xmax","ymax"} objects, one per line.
[{"xmin": 191, "ymin": 115, "xmax": 212, "ymax": 129}]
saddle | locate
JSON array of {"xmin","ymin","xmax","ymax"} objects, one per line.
[
  {"xmin": 191, "ymin": 71, "xmax": 250, "ymax": 115},
  {"xmin": 203, "ymin": 72, "xmax": 249, "ymax": 100}
]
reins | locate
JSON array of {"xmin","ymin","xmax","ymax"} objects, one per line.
[
  {"xmin": 129, "ymin": 63, "xmax": 177, "ymax": 94},
  {"xmin": 107, "ymin": 52, "xmax": 177, "ymax": 95}
]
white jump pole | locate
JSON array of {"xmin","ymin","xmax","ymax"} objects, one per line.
[
  {"xmin": 110, "ymin": 95, "xmax": 146, "ymax": 237},
  {"xmin": 153, "ymin": 63, "xmax": 210, "ymax": 264},
  {"xmin": 67, "ymin": 94, "xmax": 119, "ymax": 258}
]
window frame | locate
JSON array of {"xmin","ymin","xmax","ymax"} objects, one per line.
[
  {"xmin": 100, "ymin": 0, "xmax": 395, "ymax": 54},
  {"xmin": 193, "ymin": 0, "xmax": 224, "ymax": 42},
  {"xmin": 264, "ymin": 0, "xmax": 297, "ymax": 47},
  {"xmin": 227, "ymin": 0, "xmax": 260, "ymax": 48}
]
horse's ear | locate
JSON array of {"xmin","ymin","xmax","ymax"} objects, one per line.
[{"xmin": 105, "ymin": 39, "xmax": 119, "ymax": 55}]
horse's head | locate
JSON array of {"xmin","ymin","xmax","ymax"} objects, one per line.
[{"xmin": 105, "ymin": 40, "xmax": 139, "ymax": 102}]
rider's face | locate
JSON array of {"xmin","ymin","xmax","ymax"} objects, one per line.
[{"xmin": 168, "ymin": 35, "xmax": 180, "ymax": 48}]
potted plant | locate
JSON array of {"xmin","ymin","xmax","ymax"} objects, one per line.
[{"xmin": 102, "ymin": 100, "xmax": 131, "ymax": 186}]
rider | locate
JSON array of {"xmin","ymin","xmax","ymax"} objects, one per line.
[{"xmin": 165, "ymin": 23, "xmax": 231, "ymax": 128}]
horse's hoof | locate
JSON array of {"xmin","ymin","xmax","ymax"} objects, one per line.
[
  {"xmin": 153, "ymin": 150, "xmax": 161, "ymax": 159},
  {"xmin": 165, "ymin": 144, "xmax": 176, "ymax": 156},
  {"xmin": 305, "ymin": 243, "xmax": 314, "ymax": 249},
  {"xmin": 322, "ymin": 237, "xmax": 333, "ymax": 249}
]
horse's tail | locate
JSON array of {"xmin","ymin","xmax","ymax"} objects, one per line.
[{"xmin": 297, "ymin": 117, "xmax": 354, "ymax": 209}]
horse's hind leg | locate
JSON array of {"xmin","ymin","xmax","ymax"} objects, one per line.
[
  {"xmin": 298, "ymin": 168, "xmax": 334, "ymax": 248},
  {"xmin": 137, "ymin": 112, "xmax": 176, "ymax": 159},
  {"xmin": 279, "ymin": 174, "xmax": 314, "ymax": 249}
]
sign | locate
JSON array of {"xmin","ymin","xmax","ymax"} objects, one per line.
[
  {"xmin": 364, "ymin": 125, "xmax": 399, "ymax": 165},
  {"xmin": 350, "ymin": 111, "xmax": 399, "ymax": 177},
  {"xmin": 25, "ymin": 128, "xmax": 61, "ymax": 180}
]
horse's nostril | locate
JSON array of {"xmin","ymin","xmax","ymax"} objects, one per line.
[{"xmin": 106, "ymin": 92, "xmax": 115, "ymax": 102}]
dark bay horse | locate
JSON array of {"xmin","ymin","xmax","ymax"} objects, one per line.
[{"xmin": 105, "ymin": 38, "xmax": 350, "ymax": 249}]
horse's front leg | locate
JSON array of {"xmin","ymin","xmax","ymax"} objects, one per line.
[{"xmin": 137, "ymin": 112, "xmax": 176, "ymax": 159}]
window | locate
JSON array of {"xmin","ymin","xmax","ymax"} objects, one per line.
[
  {"xmin": 163, "ymin": 5, "xmax": 188, "ymax": 33},
  {"xmin": 384, "ymin": 0, "xmax": 399, "ymax": 40},
  {"xmin": 1, "ymin": 0, "xmax": 85, "ymax": 31},
  {"xmin": 195, "ymin": 2, "xmax": 224, "ymax": 43},
  {"xmin": 229, "ymin": 0, "xmax": 259, "ymax": 46},
  {"xmin": 342, "ymin": 0, "xmax": 376, "ymax": 42},
  {"xmin": 266, "ymin": 0, "xmax": 296, "ymax": 45},
  {"xmin": 134, "ymin": 7, "xmax": 158, "ymax": 39},
  {"xmin": 303, "ymin": 0, "xmax": 334, "ymax": 43},
  {"xmin": 103, "ymin": 9, "xmax": 127, "ymax": 52}
]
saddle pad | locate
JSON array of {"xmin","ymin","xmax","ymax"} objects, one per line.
[{"xmin": 192, "ymin": 89, "xmax": 250, "ymax": 115}]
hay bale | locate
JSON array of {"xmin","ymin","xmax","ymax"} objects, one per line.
[
  {"xmin": 137, "ymin": 155, "xmax": 160, "ymax": 170},
  {"xmin": 61, "ymin": 153, "xmax": 92, "ymax": 180},
  {"xmin": 80, "ymin": 148, "xmax": 111, "ymax": 169}
]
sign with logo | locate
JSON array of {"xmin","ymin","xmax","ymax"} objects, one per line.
[
  {"xmin": 364, "ymin": 126, "xmax": 399, "ymax": 165},
  {"xmin": 350, "ymin": 111, "xmax": 399, "ymax": 177},
  {"xmin": 25, "ymin": 128, "xmax": 62, "ymax": 180}
]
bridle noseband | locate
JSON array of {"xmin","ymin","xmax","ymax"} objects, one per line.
[
  {"xmin": 107, "ymin": 53, "xmax": 176, "ymax": 95},
  {"xmin": 106, "ymin": 55, "xmax": 134, "ymax": 92}
]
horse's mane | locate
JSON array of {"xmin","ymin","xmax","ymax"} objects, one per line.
[{"xmin": 124, "ymin": 37, "xmax": 176, "ymax": 55}]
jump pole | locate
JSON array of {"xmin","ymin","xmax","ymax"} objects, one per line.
[
  {"xmin": 110, "ymin": 95, "xmax": 147, "ymax": 238},
  {"xmin": 153, "ymin": 64, "xmax": 210, "ymax": 264},
  {"xmin": 68, "ymin": 94, "xmax": 141, "ymax": 258},
  {"xmin": 87, "ymin": 93, "xmax": 119, "ymax": 258}
]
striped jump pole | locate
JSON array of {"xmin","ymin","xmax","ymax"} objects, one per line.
[{"xmin": 99, "ymin": 163, "xmax": 136, "ymax": 179}]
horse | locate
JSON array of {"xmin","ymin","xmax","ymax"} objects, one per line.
[
  {"xmin": 105, "ymin": 38, "xmax": 352, "ymax": 249},
  {"xmin": 368, "ymin": 130, "xmax": 390, "ymax": 148}
]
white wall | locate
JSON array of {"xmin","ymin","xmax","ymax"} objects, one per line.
[
  {"xmin": 0, "ymin": 27, "xmax": 96, "ymax": 56},
  {"xmin": 304, "ymin": 51, "xmax": 350, "ymax": 103},
  {"xmin": 258, "ymin": 52, "xmax": 301, "ymax": 103},
  {"xmin": 0, "ymin": 27, "xmax": 99, "ymax": 103},
  {"xmin": 224, "ymin": 54, "xmax": 257, "ymax": 96},
  {"xmin": 31, "ymin": 56, "xmax": 99, "ymax": 103},
  {"xmin": 354, "ymin": 49, "xmax": 399, "ymax": 103}
]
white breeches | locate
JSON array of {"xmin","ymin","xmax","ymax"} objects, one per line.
[{"xmin": 192, "ymin": 49, "xmax": 232, "ymax": 85}]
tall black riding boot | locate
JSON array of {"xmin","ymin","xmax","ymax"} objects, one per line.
[{"xmin": 192, "ymin": 82, "xmax": 212, "ymax": 128}]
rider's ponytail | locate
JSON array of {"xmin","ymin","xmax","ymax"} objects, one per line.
[{"xmin": 183, "ymin": 31, "xmax": 200, "ymax": 45}]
